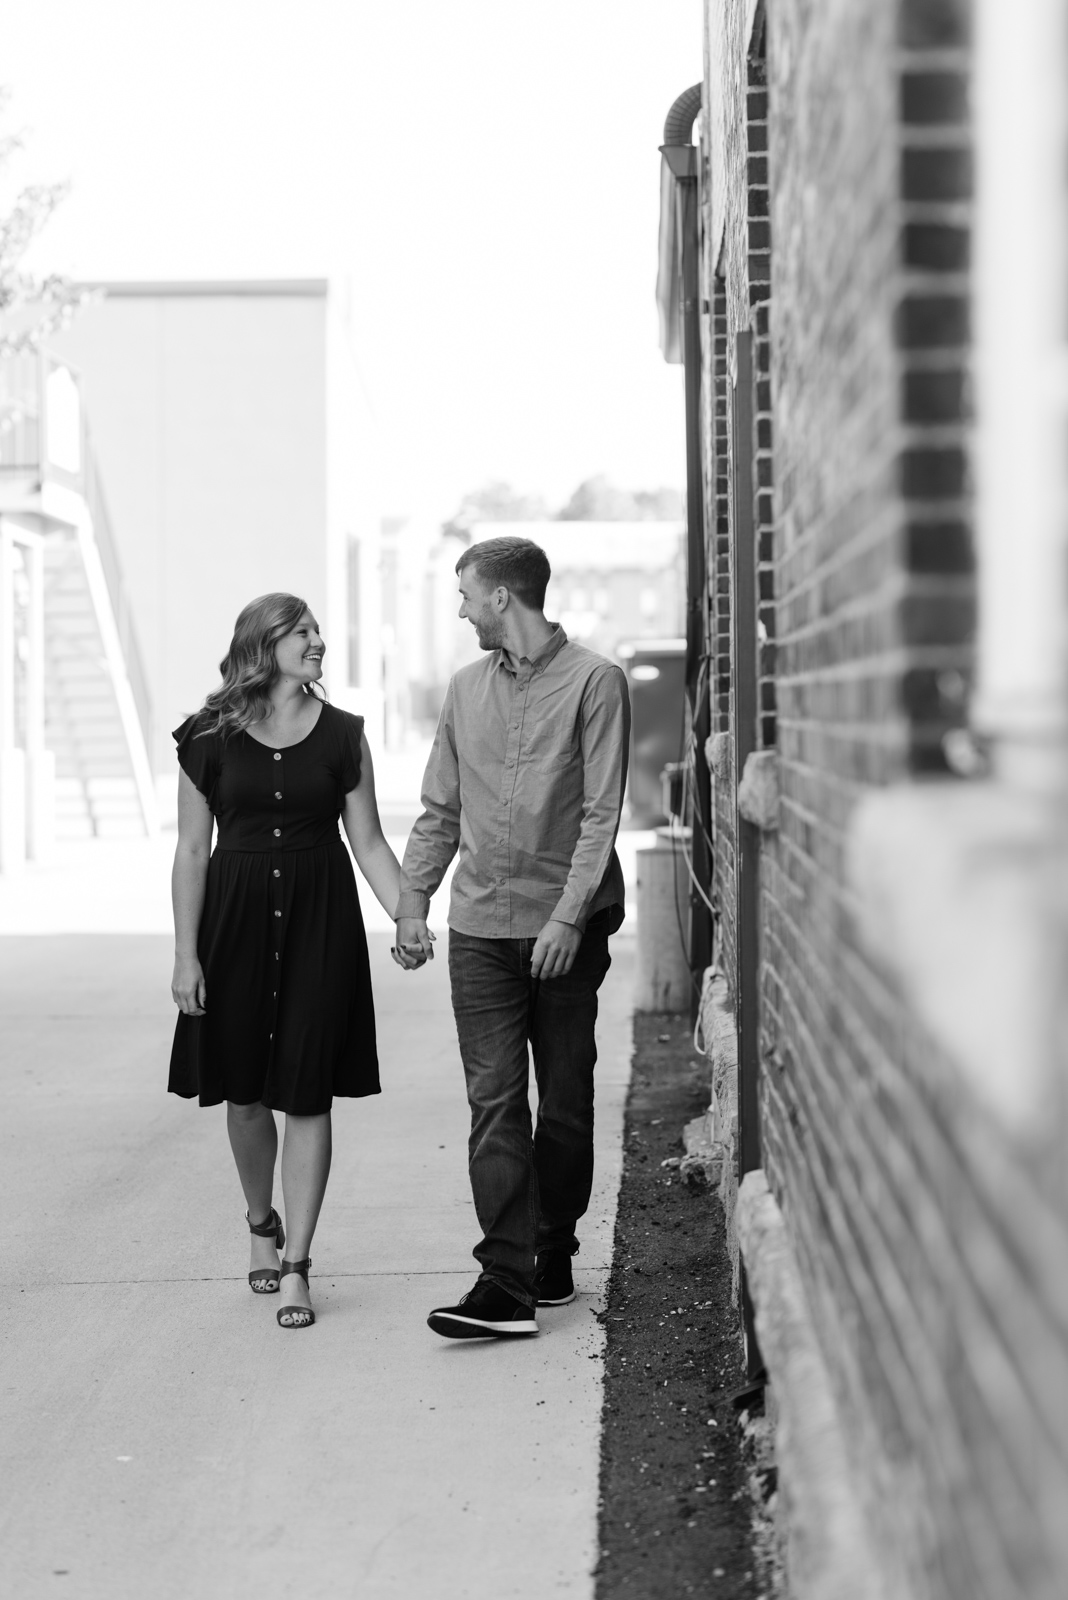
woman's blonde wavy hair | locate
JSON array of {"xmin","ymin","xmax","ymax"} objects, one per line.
[{"xmin": 196, "ymin": 592, "xmax": 325, "ymax": 739}]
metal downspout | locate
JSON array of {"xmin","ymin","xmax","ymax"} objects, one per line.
[{"xmin": 660, "ymin": 86, "xmax": 713, "ymax": 1018}]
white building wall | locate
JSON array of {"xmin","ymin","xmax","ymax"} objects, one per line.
[
  {"xmin": 324, "ymin": 287, "xmax": 383, "ymax": 744},
  {"xmin": 53, "ymin": 282, "xmax": 371, "ymax": 796}
]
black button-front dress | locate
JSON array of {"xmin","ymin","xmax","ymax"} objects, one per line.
[{"xmin": 168, "ymin": 701, "xmax": 380, "ymax": 1114}]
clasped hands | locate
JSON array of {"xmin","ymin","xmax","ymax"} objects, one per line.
[{"xmin": 391, "ymin": 917, "xmax": 582, "ymax": 978}]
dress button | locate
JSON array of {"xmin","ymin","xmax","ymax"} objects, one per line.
[
  {"xmin": 273, "ymin": 751, "xmax": 282, "ymax": 761},
  {"xmin": 273, "ymin": 869, "xmax": 280, "ymax": 878},
  {"xmin": 273, "ymin": 828, "xmax": 281, "ymax": 837},
  {"xmin": 275, "ymin": 791, "xmax": 283, "ymax": 800},
  {"xmin": 274, "ymin": 910, "xmax": 282, "ymax": 918}
]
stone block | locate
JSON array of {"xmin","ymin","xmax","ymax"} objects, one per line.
[
  {"xmin": 737, "ymin": 749, "xmax": 780, "ymax": 831},
  {"xmin": 707, "ymin": 730, "xmax": 732, "ymax": 781},
  {"xmin": 681, "ymin": 1110, "xmax": 725, "ymax": 1188},
  {"xmin": 737, "ymin": 1170, "xmax": 890, "ymax": 1600}
]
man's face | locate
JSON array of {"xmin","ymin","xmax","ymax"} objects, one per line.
[{"xmin": 458, "ymin": 566, "xmax": 505, "ymax": 651}]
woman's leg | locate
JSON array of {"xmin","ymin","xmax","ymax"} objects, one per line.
[
  {"xmin": 227, "ymin": 1100, "xmax": 280, "ymax": 1276},
  {"xmin": 278, "ymin": 1112, "xmax": 332, "ymax": 1320}
]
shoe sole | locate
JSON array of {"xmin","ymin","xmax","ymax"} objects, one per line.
[
  {"xmin": 427, "ymin": 1311, "xmax": 539, "ymax": 1339},
  {"xmin": 536, "ymin": 1289, "xmax": 576, "ymax": 1306}
]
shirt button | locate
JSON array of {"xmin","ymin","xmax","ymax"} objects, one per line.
[
  {"xmin": 273, "ymin": 752, "xmax": 282, "ymax": 761},
  {"xmin": 274, "ymin": 910, "xmax": 282, "ymax": 918},
  {"xmin": 273, "ymin": 869, "xmax": 280, "ymax": 878},
  {"xmin": 273, "ymin": 828, "xmax": 281, "ymax": 837},
  {"xmin": 275, "ymin": 791, "xmax": 283, "ymax": 800}
]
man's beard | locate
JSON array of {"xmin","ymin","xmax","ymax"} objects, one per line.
[{"xmin": 475, "ymin": 611, "xmax": 505, "ymax": 651}]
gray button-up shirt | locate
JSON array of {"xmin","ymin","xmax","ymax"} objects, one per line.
[{"xmin": 397, "ymin": 626, "xmax": 630, "ymax": 937}]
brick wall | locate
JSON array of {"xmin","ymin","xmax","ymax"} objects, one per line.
[{"xmin": 701, "ymin": 1, "xmax": 1068, "ymax": 1596}]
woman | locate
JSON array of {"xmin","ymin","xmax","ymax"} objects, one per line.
[{"xmin": 169, "ymin": 592, "xmax": 414, "ymax": 1329}]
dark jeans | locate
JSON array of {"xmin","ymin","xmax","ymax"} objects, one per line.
[{"xmin": 448, "ymin": 912, "xmax": 613, "ymax": 1308}]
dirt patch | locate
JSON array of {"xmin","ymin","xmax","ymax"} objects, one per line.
[{"xmin": 595, "ymin": 1013, "xmax": 762, "ymax": 1599}]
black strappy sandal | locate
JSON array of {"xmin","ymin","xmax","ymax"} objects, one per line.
[
  {"xmin": 246, "ymin": 1207, "xmax": 285, "ymax": 1294},
  {"xmin": 276, "ymin": 1259, "xmax": 315, "ymax": 1328}
]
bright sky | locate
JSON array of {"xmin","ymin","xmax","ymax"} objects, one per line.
[{"xmin": 5, "ymin": 0, "xmax": 701, "ymax": 525}]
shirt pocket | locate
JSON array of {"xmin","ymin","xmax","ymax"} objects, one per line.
[{"xmin": 522, "ymin": 729, "xmax": 576, "ymax": 770}]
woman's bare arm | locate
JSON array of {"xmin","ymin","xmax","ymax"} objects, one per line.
[
  {"xmin": 171, "ymin": 768, "xmax": 214, "ymax": 1015},
  {"xmin": 340, "ymin": 732, "xmax": 405, "ymax": 917}
]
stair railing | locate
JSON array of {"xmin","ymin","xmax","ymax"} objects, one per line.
[{"xmin": 82, "ymin": 437, "xmax": 154, "ymax": 764}]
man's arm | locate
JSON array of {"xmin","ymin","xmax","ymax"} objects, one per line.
[
  {"xmin": 395, "ymin": 682, "xmax": 461, "ymax": 963},
  {"xmin": 531, "ymin": 666, "xmax": 630, "ymax": 979}
]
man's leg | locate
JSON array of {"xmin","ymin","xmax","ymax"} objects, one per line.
[
  {"xmin": 530, "ymin": 912, "xmax": 612, "ymax": 1259},
  {"xmin": 448, "ymin": 930, "xmax": 538, "ymax": 1307}
]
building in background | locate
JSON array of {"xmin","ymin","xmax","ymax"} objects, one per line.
[
  {"xmin": 0, "ymin": 349, "xmax": 157, "ymax": 861},
  {"xmin": 53, "ymin": 279, "xmax": 380, "ymax": 819},
  {"xmin": 472, "ymin": 521, "xmax": 684, "ymax": 662},
  {"xmin": 408, "ymin": 519, "xmax": 685, "ymax": 730},
  {"xmin": 659, "ymin": 3, "xmax": 1068, "ymax": 1598}
]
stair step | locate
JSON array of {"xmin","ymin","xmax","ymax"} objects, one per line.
[
  {"xmin": 85, "ymin": 778, "xmax": 140, "ymax": 798},
  {"xmin": 55, "ymin": 818, "xmax": 96, "ymax": 841},
  {"xmin": 39, "ymin": 531, "xmax": 154, "ymax": 840},
  {"xmin": 46, "ymin": 710, "xmax": 124, "ymax": 730},
  {"xmin": 54, "ymin": 760, "xmax": 134, "ymax": 780},
  {"xmin": 94, "ymin": 818, "xmax": 147, "ymax": 839}
]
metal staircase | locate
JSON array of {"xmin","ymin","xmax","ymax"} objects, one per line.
[
  {"xmin": 43, "ymin": 534, "xmax": 146, "ymax": 837},
  {"xmin": 0, "ymin": 351, "xmax": 157, "ymax": 844}
]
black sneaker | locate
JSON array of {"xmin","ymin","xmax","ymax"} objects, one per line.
[
  {"xmin": 534, "ymin": 1248, "xmax": 576, "ymax": 1306},
  {"xmin": 427, "ymin": 1281, "xmax": 539, "ymax": 1339}
]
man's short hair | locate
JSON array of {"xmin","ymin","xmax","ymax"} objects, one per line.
[{"xmin": 456, "ymin": 537, "xmax": 551, "ymax": 612}]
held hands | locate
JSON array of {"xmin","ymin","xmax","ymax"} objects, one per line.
[
  {"xmin": 172, "ymin": 955, "xmax": 207, "ymax": 1015},
  {"xmin": 392, "ymin": 917, "xmax": 436, "ymax": 971},
  {"xmin": 530, "ymin": 919, "xmax": 582, "ymax": 980}
]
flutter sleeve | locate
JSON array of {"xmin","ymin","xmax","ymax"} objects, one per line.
[
  {"xmin": 338, "ymin": 710, "xmax": 366, "ymax": 794},
  {"xmin": 173, "ymin": 714, "xmax": 219, "ymax": 807}
]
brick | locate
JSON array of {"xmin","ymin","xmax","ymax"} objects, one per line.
[
  {"xmin": 903, "ymin": 518, "xmax": 975, "ymax": 575},
  {"xmin": 898, "ymin": 591, "xmax": 976, "ymax": 648},
  {"xmin": 900, "ymin": 71, "xmax": 970, "ymax": 126},
  {"xmin": 894, "ymin": 294, "xmax": 970, "ymax": 349},
  {"xmin": 898, "ymin": 0, "xmax": 971, "ymax": 49},
  {"xmin": 902, "ymin": 368, "xmax": 967, "ymax": 424},
  {"xmin": 900, "ymin": 446, "xmax": 968, "ymax": 499},
  {"xmin": 903, "ymin": 223, "xmax": 970, "ymax": 272},
  {"xmin": 901, "ymin": 147, "xmax": 973, "ymax": 202}
]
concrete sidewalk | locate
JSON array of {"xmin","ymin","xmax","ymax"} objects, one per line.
[{"xmin": 0, "ymin": 928, "xmax": 634, "ymax": 1600}]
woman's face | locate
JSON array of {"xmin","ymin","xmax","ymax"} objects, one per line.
[{"xmin": 274, "ymin": 609, "xmax": 325, "ymax": 684}]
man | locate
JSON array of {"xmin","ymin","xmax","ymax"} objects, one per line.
[{"xmin": 395, "ymin": 536, "xmax": 630, "ymax": 1339}]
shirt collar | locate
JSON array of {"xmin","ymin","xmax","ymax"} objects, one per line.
[{"xmin": 495, "ymin": 623, "xmax": 569, "ymax": 677}]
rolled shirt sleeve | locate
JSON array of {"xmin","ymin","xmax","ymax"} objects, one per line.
[
  {"xmin": 549, "ymin": 665, "xmax": 631, "ymax": 932},
  {"xmin": 397, "ymin": 683, "xmax": 461, "ymax": 920}
]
